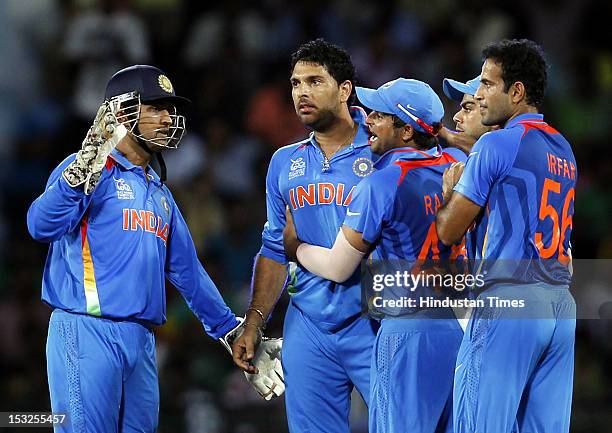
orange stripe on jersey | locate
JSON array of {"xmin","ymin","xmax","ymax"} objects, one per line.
[
  {"xmin": 105, "ymin": 157, "xmax": 116, "ymax": 171},
  {"xmin": 518, "ymin": 120, "xmax": 559, "ymax": 138},
  {"xmin": 394, "ymin": 152, "xmax": 458, "ymax": 185},
  {"xmin": 81, "ymin": 216, "xmax": 101, "ymax": 316}
]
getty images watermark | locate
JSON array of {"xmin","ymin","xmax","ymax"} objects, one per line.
[
  {"xmin": 371, "ymin": 269, "xmax": 525, "ymax": 310},
  {"xmin": 357, "ymin": 258, "xmax": 606, "ymax": 320}
]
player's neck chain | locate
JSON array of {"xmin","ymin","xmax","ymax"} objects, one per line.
[{"xmin": 321, "ymin": 123, "xmax": 358, "ymax": 172}]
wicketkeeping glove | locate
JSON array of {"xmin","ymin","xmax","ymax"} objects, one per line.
[
  {"xmin": 245, "ymin": 337, "xmax": 284, "ymax": 400},
  {"xmin": 62, "ymin": 101, "xmax": 127, "ymax": 194},
  {"xmin": 221, "ymin": 318, "xmax": 285, "ymax": 401}
]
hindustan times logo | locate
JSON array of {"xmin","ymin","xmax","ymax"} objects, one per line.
[{"xmin": 372, "ymin": 270, "xmax": 485, "ymax": 292}]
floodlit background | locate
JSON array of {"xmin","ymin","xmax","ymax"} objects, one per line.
[{"xmin": 0, "ymin": 0, "xmax": 610, "ymax": 432}]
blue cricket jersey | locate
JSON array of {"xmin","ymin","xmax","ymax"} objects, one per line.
[
  {"xmin": 343, "ymin": 145, "xmax": 466, "ymax": 316},
  {"xmin": 27, "ymin": 149, "xmax": 238, "ymax": 338},
  {"xmin": 344, "ymin": 145, "xmax": 465, "ymax": 259},
  {"xmin": 442, "ymin": 146, "xmax": 487, "ymax": 263},
  {"xmin": 260, "ymin": 107, "xmax": 375, "ymax": 331},
  {"xmin": 455, "ymin": 113, "xmax": 577, "ymax": 286}
]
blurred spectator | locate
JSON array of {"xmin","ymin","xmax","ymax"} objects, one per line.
[
  {"xmin": 204, "ymin": 118, "xmax": 263, "ymax": 198},
  {"xmin": 163, "ymin": 131, "xmax": 208, "ymax": 187},
  {"xmin": 175, "ymin": 173, "xmax": 226, "ymax": 253},
  {"xmin": 184, "ymin": 3, "xmax": 267, "ymax": 67},
  {"xmin": 64, "ymin": 0, "xmax": 150, "ymax": 120},
  {"xmin": 352, "ymin": 29, "xmax": 405, "ymax": 87},
  {"xmin": 205, "ymin": 199, "xmax": 263, "ymax": 295},
  {"xmin": 246, "ymin": 64, "xmax": 307, "ymax": 150}
]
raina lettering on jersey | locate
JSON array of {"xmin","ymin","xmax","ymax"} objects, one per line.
[{"xmin": 423, "ymin": 192, "xmax": 442, "ymax": 216}]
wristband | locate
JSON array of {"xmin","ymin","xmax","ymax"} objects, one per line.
[{"xmin": 246, "ymin": 307, "xmax": 267, "ymax": 329}]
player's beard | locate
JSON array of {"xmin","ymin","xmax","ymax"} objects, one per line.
[
  {"xmin": 133, "ymin": 124, "xmax": 168, "ymax": 153},
  {"xmin": 481, "ymin": 110, "xmax": 504, "ymax": 127},
  {"xmin": 465, "ymin": 120, "xmax": 493, "ymax": 140},
  {"xmin": 305, "ymin": 108, "xmax": 337, "ymax": 132},
  {"xmin": 481, "ymin": 100, "xmax": 512, "ymax": 127}
]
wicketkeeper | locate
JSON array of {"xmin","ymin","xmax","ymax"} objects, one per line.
[{"xmin": 27, "ymin": 65, "xmax": 283, "ymax": 433}]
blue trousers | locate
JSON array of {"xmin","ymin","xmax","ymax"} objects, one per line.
[
  {"xmin": 282, "ymin": 300, "xmax": 378, "ymax": 433},
  {"xmin": 47, "ymin": 310, "xmax": 158, "ymax": 433},
  {"xmin": 453, "ymin": 284, "xmax": 575, "ymax": 433},
  {"xmin": 369, "ymin": 310, "xmax": 463, "ymax": 433}
]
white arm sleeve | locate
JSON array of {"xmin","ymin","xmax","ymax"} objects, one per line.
[{"xmin": 296, "ymin": 230, "xmax": 365, "ymax": 283}]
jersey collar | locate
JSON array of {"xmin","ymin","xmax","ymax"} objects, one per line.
[
  {"xmin": 110, "ymin": 149, "xmax": 162, "ymax": 184},
  {"xmin": 505, "ymin": 113, "xmax": 544, "ymax": 129},
  {"xmin": 110, "ymin": 148, "xmax": 138, "ymax": 169},
  {"xmin": 374, "ymin": 145, "xmax": 443, "ymax": 169}
]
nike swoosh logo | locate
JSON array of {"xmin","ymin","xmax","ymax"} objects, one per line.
[
  {"xmin": 396, "ymin": 104, "xmax": 420, "ymax": 122},
  {"xmin": 455, "ymin": 363, "xmax": 463, "ymax": 373},
  {"xmin": 469, "ymin": 152, "xmax": 479, "ymax": 157},
  {"xmin": 346, "ymin": 210, "xmax": 360, "ymax": 217}
]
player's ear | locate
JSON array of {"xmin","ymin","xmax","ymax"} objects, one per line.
[
  {"xmin": 402, "ymin": 124, "xmax": 415, "ymax": 142},
  {"xmin": 510, "ymin": 81, "xmax": 526, "ymax": 105},
  {"xmin": 338, "ymin": 80, "xmax": 352, "ymax": 104}
]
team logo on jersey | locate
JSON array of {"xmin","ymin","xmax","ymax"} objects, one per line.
[
  {"xmin": 160, "ymin": 196, "xmax": 170, "ymax": 216},
  {"xmin": 352, "ymin": 157, "xmax": 374, "ymax": 177},
  {"xmin": 158, "ymin": 75, "xmax": 173, "ymax": 94},
  {"xmin": 114, "ymin": 177, "xmax": 135, "ymax": 200},
  {"xmin": 289, "ymin": 157, "xmax": 306, "ymax": 180}
]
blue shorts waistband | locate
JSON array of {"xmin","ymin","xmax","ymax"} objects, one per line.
[{"xmin": 51, "ymin": 309, "xmax": 155, "ymax": 332}]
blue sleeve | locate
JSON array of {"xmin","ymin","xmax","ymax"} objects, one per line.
[
  {"xmin": 165, "ymin": 200, "xmax": 239, "ymax": 339},
  {"xmin": 259, "ymin": 150, "xmax": 288, "ymax": 264},
  {"xmin": 343, "ymin": 172, "xmax": 396, "ymax": 244},
  {"xmin": 454, "ymin": 133, "xmax": 514, "ymax": 207},
  {"xmin": 27, "ymin": 154, "xmax": 94, "ymax": 242}
]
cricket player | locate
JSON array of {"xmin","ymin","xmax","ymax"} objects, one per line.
[
  {"xmin": 436, "ymin": 39, "xmax": 577, "ymax": 433},
  {"xmin": 230, "ymin": 39, "xmax": 378, "ymax": 433},
  {"xmin": 283, "ymin": 78, "xmax": 467, "ymax": 433},
  {"xmin": 27, "ymin": 65, "xmax": 282, "ymax": 433},
  {"xmin": 441, "ymin": 74, "xmax": 498, "ymax": 267},
  {"xmin": 440, "ymin": 74, "xmax": 493, "ymax": 153}
]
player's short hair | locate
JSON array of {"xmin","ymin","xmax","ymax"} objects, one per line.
[
  {"xmin": 291, "ymin": 38, "xmax": 356, "ymax": 104},
  {"xmin": 392, "ymin": 116, "xmax": 441, "ymax": 149},
  {"xmin": 482, "ymin": 39, "xmax": 548, "ymax": 107}
]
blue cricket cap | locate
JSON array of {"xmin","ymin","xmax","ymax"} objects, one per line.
[
  {"xmin": 104, "ymin": 65, "xmax": 191, "ymax": 106},
  {"xmin": 442, "ymin": 75, "xmax": 481, "ymax": 102},
  {"xmin": 356, "ymin": 78, "xmax": 444, "ymax": 135}
]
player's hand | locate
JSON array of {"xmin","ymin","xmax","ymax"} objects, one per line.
[
  {"xmin": 439, "ymin": 126, "xmax": 475, "ymax": 155},
  {"xmin": 221, "ymin": 318, "xmax": 260, "ymax": 374},
  {"xmin": 231, "ymin": 324, "xmax": 262, "ymax": 374},
  {"xmin": 283, "ymin": 206, "xmax": 300, "ymax": 261},
  {"xmin": 62, "ymin": 101, "xmax": 127, "ymax": 194},
  {"xmin": 442, "ymin": 162, "xmax": 465, "ymax": 203}
]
